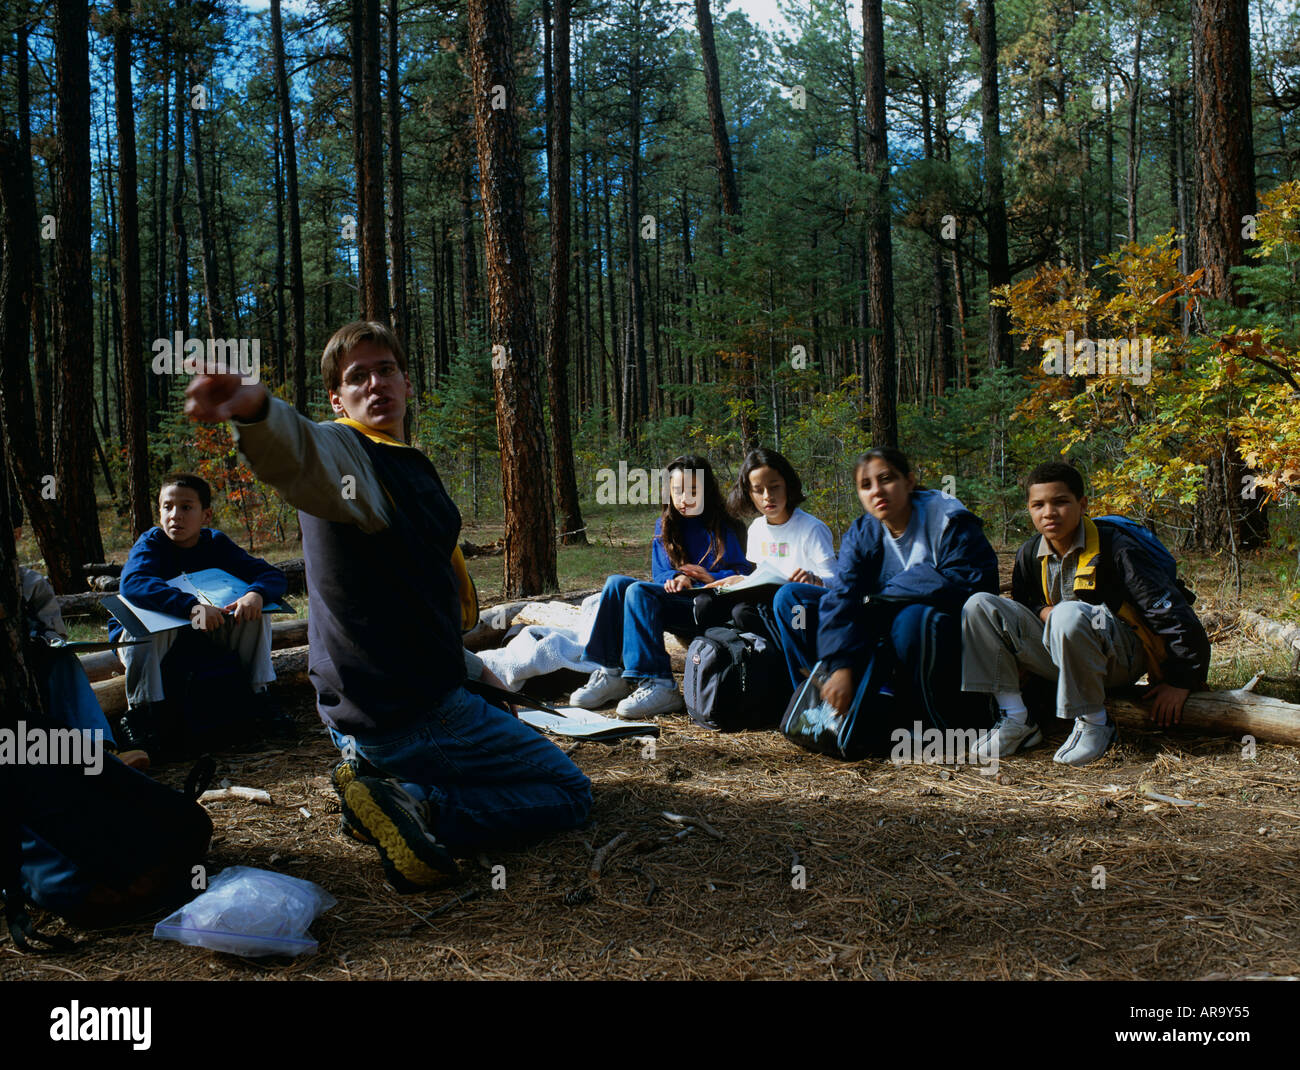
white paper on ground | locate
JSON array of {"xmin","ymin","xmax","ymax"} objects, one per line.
[{"xmin": 518, "ymin": 706, "xmax": 659, "ymax": 740}]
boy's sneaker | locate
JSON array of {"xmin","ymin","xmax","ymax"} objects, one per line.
[
  {"xmin": 342, "ymin": 776, "xmax": 460, "ymax": 892},
  {"xmin": 570, "ymin": 668, "xmax": 634, "ymax": 710},
  {"xmin": 973, "ymin": 716, "xmax": 1043, "ymax": 763},
  {"xmin": 615, "ymin": 679, "xmax": 684, "ymax": 720},
  {"xmin": 1053, "ymin": 718, "xmax": 1117, "ymax": 766},
  {"xmin": 330, "ymin": 758, "xmax": 376, "ymax": 845}
]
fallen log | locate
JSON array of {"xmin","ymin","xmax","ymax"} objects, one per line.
[
  {"xmin": 78, "ymin": 618, "xmax": 309, "ymax": 682},
  {"xmin": 1107, "ymin": 688, "xmax": 1300, "ymax": 746},
  {"xmin": 93, "ymin": 643, "xmax": 311, "ymax": 718},
  {"xmin": 57, "ymin": 591, "xmax": 113, "ymax": 616},
  {"xmin": 1238, "ymin": 610, "xmax": 1300, "ymax": 666}
]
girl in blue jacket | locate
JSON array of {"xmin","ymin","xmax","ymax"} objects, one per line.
[
  {"xmin": 777, "ymin": 447, "xmax": 999, "ymax": 735},
  {"xmin": 571, "ymin": 454, "xmax": 752, "ymax": 719}
]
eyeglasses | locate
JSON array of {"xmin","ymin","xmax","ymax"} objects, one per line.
[{"xmin": 342, "ymin": 362, "xmax": 402, "ymax": 387}]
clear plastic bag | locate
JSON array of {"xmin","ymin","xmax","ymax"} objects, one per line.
[{"xmin": 153, "ymin": 865, "xmax": 336, "ymax": 957}]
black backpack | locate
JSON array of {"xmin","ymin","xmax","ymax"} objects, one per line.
[{"xmin": 684, "ymin": 602, "xmax": 789, "ymax": 731}]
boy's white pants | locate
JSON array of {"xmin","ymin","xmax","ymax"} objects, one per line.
[{"xmin": 119, "ymin": 617, "xmax": 275, "ymax": 708}]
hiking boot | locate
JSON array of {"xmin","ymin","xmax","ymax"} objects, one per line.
[
  {"xmin": 116, "ymin": 704, "xmax": 161, "ymax": 757},
  {"xmin": 331, "ymin": 757, "xmax": 378, "ymax": 846},
  {"xmin": 343, "ymin": 777, "xmax": 460, "ymax": 892},
  {"xmin": 1053, "ymin": 718, "xmax": 1117, "ymax": 766},
  {"xmin": 570, "ymin": 667, "xmax": 634, "ymax": 710},
  {"xmin": 973, "ymin": 716, "xmax": 1043, "ymax": 763},
  {"xmin": 615, "ymin": 679, "xmax": 684, "ymax": 720}
]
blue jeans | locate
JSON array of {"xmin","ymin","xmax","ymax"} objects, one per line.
[
  {"xmin": 35, "ymin": 647, "xmax": 117, "ymax": 747},
  {"xmin": 772, "ymin": 582, "xmax": 829, "ymax": 689},
  {"xmin": 583, "ymin": 574, "xmax": 700, "ymax": 680},
  {"xmin": 330, "ymin": 686, "xmax": 592, "ymax": 855}
]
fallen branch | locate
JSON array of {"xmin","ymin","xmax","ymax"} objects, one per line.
[
  {"xmin": 199, "ymin": 786, "xmax": 271, "ymax": 805},
  {"xmin": 620, "ymin": 864, "xmax": 658, "ymax": 906},
  {"xmin": 661, "ymin": 811, "xmax": 724, "ymax": 841},
  {"xmin": 1140, "ymin": 784, "xmax": 1202, "ymax": 808},
  {"xmin": 589, "ymin": 830, "xmax": 630, "ymax": 880}
]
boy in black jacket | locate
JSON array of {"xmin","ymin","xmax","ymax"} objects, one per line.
[{"xmin": 962, "ymin": 462, "xmax": 1210, "ymax": 766}]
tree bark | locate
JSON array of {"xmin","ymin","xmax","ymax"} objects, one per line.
[
  {"xmin": 695, "ymin": 0, "xmax": 740, "ymax": 223},
  {"xmin": 52, "ymin": 0, "xmax": 103, "ymax": 581},
  {"xmin": 1124, "ymin": 24, "xmax": 1143, "ymax": 245},
  {"xmin": 386, "ymin": 0, "xmax": 408, "ymax": 352},
  {"xmin": 1192, "ymin": 0, "xmax": 1255, "ymax": 306},
  {"xmin": 188, "ymin": 59, "xmax": 226, "ymax": 339},
  {"xmin": 544, "ymin": 0, "xmax": 586, "ymax": 547},
  {"xmin": 353, "ymin": 0, "xmax": 388, "ymax": 324},
  {"xmin": 468, "ymin": 0, "xmax": 558, "ymax": 595},
  {"xmin": 113, "ymin": 0, "xmax": 152, "ymax": 538},
  {"xmin": 978, "ymin": 0, "xmax": 1012, "ymax": 372},
  {"xmin": 863, "ymin": 0, "xmax": 897, "ymax": 445},
  {"xmin": 0, "ymin": 133, "xmax": 80, "ymax": 593},
  {"xmin": 0, "ymin": 429, "xmax": 44, "ymax": 731},
  {"xmin": 1192, "ymin": 0, "xmax": 1265, "ymax": 550},
  {"xmin": 16, "ymin": 16, "xmax": 52, "ymax": 464},
  {"xmin": 272, "ymin": 0, "xmax": 308, "ymax": 413}
]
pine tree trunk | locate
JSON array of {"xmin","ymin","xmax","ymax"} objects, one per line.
[
  {"xmin": 271, "ymin": 0, "xmax": 308, "ymax": 413},
  {"xmin": 1125, "ymin": 24, "xmax": 1143, "ymax": 244},
  {"xmin": 386, "ymin": 0, "xmax": 408, "ymax": 352},
  {"xmin": 17, "ymin": 18, "xmax": 52, "ymax": 464},
  {"xmin": 458, "ymin": 162, "xmax": 479, "ymax": 336},
  {"xmin": 544, "ymin": 0, "xmax": 586, "ymax": 546},
  {"xmin": 468, "ymin": 0, "xmax": 558, "ymax": 595},
  {"xmin": 114, "ymin": 0, "xmax": 152, "ymax": 538},
  {"xmin": 51, "ymin": 0, "xmax": 103, "ymax": 580},
  {"xmin": 355, "ymin": 0, "xmax": 388, "ymax": 324},
  {"xmin": 626, "ymin": 33, "xmax": 648, "ymax": 434},
  {"xmin": 1192, "ymin": 0, "xmax": 1264, "ymax": 551},
  {"xmin": 188, "ymin": 56, "xmax": 226, "ymax": 338},
  {"xmin": 1, "ymin": 432, "xmax": 44, "ymax": 727},
  {"xmin": 1192, "ymin": 0, "xmax": 1255, "ymax": 306},
  {"xmin": 978, "ymin": 0, "xmax": 1012, "ymax": 371},
  {"xmin": 151, "ymin": 64, "xmax": 169, "ymax": 428},
  {"xmin": 695, "ymin": 0, "xmax": 740, "ymax": 222},
  {"xmin": 0, "ymin": 132, "xmax": 80, "ymax": 592},
  {"xmin": 863, "ymin": 0, "xmax": 897, "ymax": 445}
]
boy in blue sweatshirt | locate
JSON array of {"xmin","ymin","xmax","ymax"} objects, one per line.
[{"xmin": 111, "ymin": 474, "xmax": 288, "ymax": 755}]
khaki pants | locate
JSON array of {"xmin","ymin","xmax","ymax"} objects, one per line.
[
  {"xmin": 961, "ymin": 593, "xmax": 1146, "ymax": 720},
  {"xmin": 119, "ymin": 617, "xmax": 275, "ymax": 708}
]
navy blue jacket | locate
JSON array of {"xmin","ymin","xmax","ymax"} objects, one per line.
[
  {"xmin": 817, "ymin": 490, "xmax": 999, "ymax": 673},
  {"xmin": 650, "ymin": 515, "xmax": 752, "ymax": 583},
  {"xmin": 108, "ymin": 528, "xmax": 287, "ymax": 641}
]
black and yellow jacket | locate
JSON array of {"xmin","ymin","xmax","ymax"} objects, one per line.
[{"xmin": 1009, "ymin": 517, "xmax": 1210, "ymax": 689}]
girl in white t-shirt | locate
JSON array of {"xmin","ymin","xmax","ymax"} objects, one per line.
[{"xmin": 712, "ymin": 448, "xmax": 837, "ymax": 587}]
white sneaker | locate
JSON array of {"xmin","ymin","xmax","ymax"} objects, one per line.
[
  {"xmin": 615, "ymin": 679, "xmax": 684, "ymax": 720},
  {"xmin": 1053, "ymin": 718, "xmax": 1116, "ymax": 766},
  {"xmin": 570, "ymin": 667, "xmax": 634, "ymax": 710},
  {"xmin": 973, "ymin": 716, "xmax": 1043, "ymax": 763}
]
